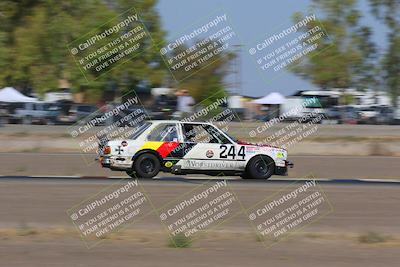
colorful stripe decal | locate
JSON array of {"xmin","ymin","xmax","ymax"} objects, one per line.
[
  {"xmin": 156, "ymin": 142, "xmax": 180, "ymax": 158},
  {"xmin": 139, "ymin": 142, "xmax": 197, "ymax": 159},
  {"xmin": 139, "ymin": 141, "xmax": 163, "ymax": 151}
]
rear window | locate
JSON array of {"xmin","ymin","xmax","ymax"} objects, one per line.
[
  {"xmin": 147, "ymin": 123, "xmax": 178, "ymax": 142},
  {"xmin": 130, "ymin": 122, "xmax": 152, "ymax": 140}
]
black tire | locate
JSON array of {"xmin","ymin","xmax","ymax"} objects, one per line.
[
  {"xmin": 245, "ymin": 155, "xmax": 275, "ymax": 179},
  {"xmin": 133, "ymin": 153, "xmax": 160, "ymax": 178}
]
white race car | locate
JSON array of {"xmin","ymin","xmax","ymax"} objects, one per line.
[{"xmin": 98, "ymin": 120, "xmax": 293, "ymax": 179}]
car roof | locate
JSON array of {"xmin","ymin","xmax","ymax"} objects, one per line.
[{"xmin": 148, "ymin": 120, "xmax": 213, "ymax": 125}]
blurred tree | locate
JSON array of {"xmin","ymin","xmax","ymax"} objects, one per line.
[
  {"xmin": 370, "ymin": 0, "xmax": 400, "ymax": 106},
  {"xmin": 351, "ymin": 26, "xmax": 378, "ymax": 91},
  {"xmin": 289, "ymin": 0, "xmax": 377, "ymax": 91},
  {"xmin": 168, "ymin": 41, "xmax": 235, "ymax": 104},
  {"xmin": 0, "ymin": 0, "xmax": 167, "ymax": 102},
  {"xmin": 343, "ymin": 93, "xmax": 355, "ymax": 105}
]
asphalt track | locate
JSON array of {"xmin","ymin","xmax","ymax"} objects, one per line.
[
  {"xmin": 1, "ymin": 176, "xmax": 399, "ymax": 266},
  {"xmin": 1, "ymin": 175, "xmax": 400, "ymax": 185},
  {"xmin": 1, "ymin": 177, "xmax": 399, "ymax": 231},
  {"xmin": 1, "ymin": 153, "xmax": 400, "ymax": 179},
  {"xmin": 1, "ymin": 151, "xmax": 399, "ymax": 267}
]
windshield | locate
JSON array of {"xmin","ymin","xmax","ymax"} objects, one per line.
[
  {"xmin": 216, "ymin": 127, "xmax": 237, "ymax": 143},
  {"xmin": 304, "ymin": 96, "xmax": 338, "ymax": 108}
]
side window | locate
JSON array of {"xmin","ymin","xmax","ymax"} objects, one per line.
[
  {"xmin": 182, "ymin": 124, "xmax": 225, "ymax": 144},
  {"xmin": 205, "ymin": 125, "xmax": 231, "ymax": 144},
  {"xmin": 147, "ymin": 124, "xmax": 178, "ymax": 142}
]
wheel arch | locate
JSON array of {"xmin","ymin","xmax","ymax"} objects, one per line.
[{"xmin": 132, "ymin": 149, "xmax": 163, "ymax": 164}]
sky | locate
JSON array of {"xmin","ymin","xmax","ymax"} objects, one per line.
[{"xmin": 156, "ymin": 0, "xmax": 388, "ymax": 98}]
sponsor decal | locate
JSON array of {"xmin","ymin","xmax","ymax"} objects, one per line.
[
  {"xmin": 115, "ymin": 145, "xmax": 124, "ymax": 155},
  {"xmin": 277, "ymin": 152, "xmax": 285, "ymax": 158},
  {"xmin": 165, "ymin": 161, "xmax": 173, "ymax": 168},
  {"xmin": 185, "ymin": 160, "xmax": 241, "ymax": 169},
  {"xmin": 121, "ymin": 140, "xmax": 128, "ymax": 147},
  {"xmin": 206, "ymin": 149, "xmax": 214, "ymax": 158},
  {"xmin": 139, "ymin": 142, "xmax": 196, "ymax": 159},
  {"xmin": 245, "ymin": 146, "xmax": 259, "ymax": 154}
]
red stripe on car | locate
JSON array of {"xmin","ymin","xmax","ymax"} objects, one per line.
[{"xmin": 156, "ymin": 142, "xmax": 180, "ymax": 158}]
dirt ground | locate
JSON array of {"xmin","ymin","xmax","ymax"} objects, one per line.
[{"xmin": 1, "ymin": 233, "xmax": 399, "ymax": 267}]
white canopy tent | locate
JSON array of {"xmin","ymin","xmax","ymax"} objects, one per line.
[
  {"xmin": 0, "ymin": 87, "xmax": 38, "ymax": 103},
  {"xmin": 253, "ymin": 92, "xmax": 285, "ymax": 105}
]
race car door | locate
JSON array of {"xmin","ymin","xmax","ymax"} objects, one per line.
[{"xmin": 178, "ymin": 123, "xmax": 244, "ymax": 171}]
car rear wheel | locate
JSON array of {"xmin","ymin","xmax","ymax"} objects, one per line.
[
  {"xmin": 133, "ymin": 153, "xmax": 160, "ymax": 178},
  {"xmin": 244, "ymin": 155, "xmax": 275, "ymax": 179}
]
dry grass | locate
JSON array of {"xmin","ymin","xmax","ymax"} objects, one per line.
[
  {"xmin": 1, "ymin": 228, "xmax": 399, "ymax": 248},
  {"xmin": 167, "ymin": 233, "xmax": 192, "ymax": 248},
  {"xmin": 358, "ymin": 232, "xmax": 390, "ymax": 244}
]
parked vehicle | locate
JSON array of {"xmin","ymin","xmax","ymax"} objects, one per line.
[
  {"xmin": 357, "ymin": 107, "xmax": 379, "ymax": 124},
  {"xmin": 342, "ymin": 106, "xmax": 360, "ymax": 124},
  {"xmin": 301, "ymin": 90, "xmax": 339, "ymax": 122},
  {"xmin": 74, "ymin": 104, "xmax": 99, "ymax": 122},
  {"xmin": 59, "ymin": 104, "xmax": 101, "ymax": 125},
  {"xmin": 325, "ymin": 106, "xmax": 341, "ymax": 123},
  {"xmin": 279, "ymin": 97, "xmax": 305, "ymax": 121},
  {"xmin": 357, "ymin": 105, "xmax": 394, "ymax": 124},
  {"xmin": 56, "ymin": 103, "xmax": 150, "ymax": 126},
  {"xmin": 374, "ymin": 106, "xmax": 395, "ymax": 125},
  {"xmin": 326, "ymin": 106, "xmax": 359, "ymax": 124},
  {"xmin": 13, "ymin": 102, "xmax": 60, "ymax": 124},
  {"xmin": 53, "ymin": 101, "xmax": 76, "ymax": 125}
]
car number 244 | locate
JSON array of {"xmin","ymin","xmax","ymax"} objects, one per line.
[{"xmin": 219, "ymin": 145, "xmax": 245, "ymax": 160}]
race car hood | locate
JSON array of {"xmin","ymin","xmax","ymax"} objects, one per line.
[{"xmin": 236, "ymin": 140, "xmax": 284, "ymax": 150}]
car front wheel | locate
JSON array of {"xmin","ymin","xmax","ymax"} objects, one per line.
[
  {"xmin": 244, "ymin": 155, "xmax": 275, "ymax": 179},
  {"xmin": 133, "ymin": 153, "xmax": 160, "ymax": 178}
]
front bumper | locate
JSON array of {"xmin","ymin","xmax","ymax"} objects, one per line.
[{"xmin": 275, "ymin": 160, "xmax": 294, "ymax": 176}]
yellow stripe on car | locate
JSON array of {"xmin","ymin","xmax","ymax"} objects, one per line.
[{"xmin": 139, "ymin": 141, "xmax": 163, "ymax": 151}]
